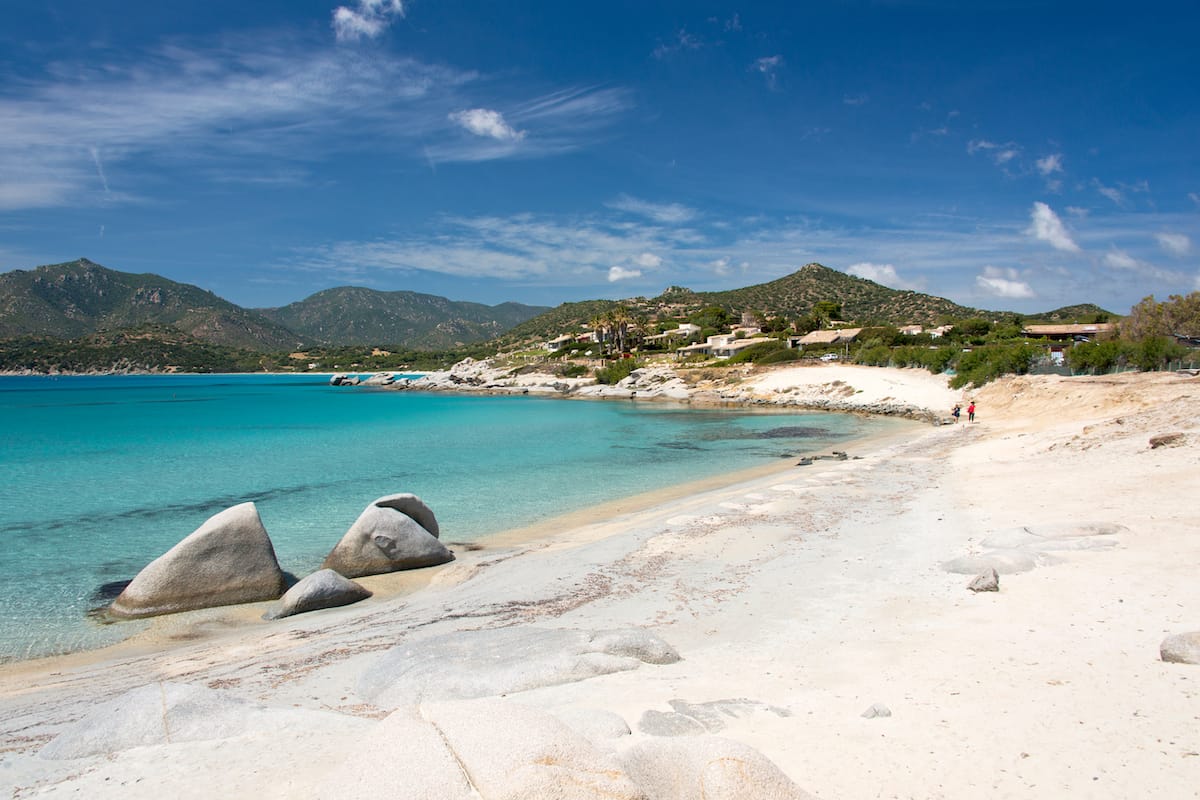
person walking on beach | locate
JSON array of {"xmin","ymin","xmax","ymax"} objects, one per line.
[
  {"xmin": 967, "ymin": 401, "xmax": 976, "ymax": 422},
  {"xmin": 952, "ymin": 404, "xmax": 961, "ymax": 423}
]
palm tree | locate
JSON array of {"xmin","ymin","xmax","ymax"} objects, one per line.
[
  {"xmin": 588, "ymin": 314, "xmax": 607, "ymax": 355},
  {"xmin": 609, "ymin": 306, "xmax": 632, "ymax": 355}
]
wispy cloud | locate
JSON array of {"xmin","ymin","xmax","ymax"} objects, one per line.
[
  {"xmin": 653, "ymin": 29, "xmax": 703, "ymax": 60},
  {"xmin": 976, "ymin": 266, "xmax": 1035, "ymax": 299},
  {"xmin": 1155, "ymin": 231, "xmax": 1192, "ymax": 257},
  {"xmin": 1094, "ymin": 178, "xmax": 1123, "ymax": 205},
  {"xmin": 968, "ymin": 139, "xmax": 1020, "ymax": 167},
  {"xmin": 608, "ymin": 195, "xmax": 698, "ymax": 224},
  {"xmin": 751, "ymin": 56, "xmax": 784, "ymax": 90},
  {"xmin": 0, "ymin": 36, "xmax": 630, "ymax": 208},
  {"xmin": 1027, "ymin": 202, "xmax": 1081, "ymax": 252},
  {"xmin": 1035, "ymin": 153, "xmax": 1063, "ymax": 175},
  {"xmin": 332, "ymin": 0, "xmax": 406, "ymax": 42},
  {"xmin": 1101, "ymin": 247, "xmax": 1187, "ymax": 283}
]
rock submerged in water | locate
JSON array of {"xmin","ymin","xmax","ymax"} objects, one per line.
[
  {"xmin": 321, "ymin": 493, "xmax": 452, "ymax": 578},
  {"xmin": 109, "ymin": 502, "xmax": 286, "ymax": 619},
  {"xmin": 262, "ymin": 569, "xmax": 372, "ymax": 620}
]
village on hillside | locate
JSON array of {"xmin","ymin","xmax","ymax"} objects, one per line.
[{"xmin": 541, "ymin": 307, "xmax": 1121, "ymax": 367}]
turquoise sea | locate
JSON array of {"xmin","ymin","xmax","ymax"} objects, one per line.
[{"xmin": 0, "ymin": 374, "xmax": 901, "ymax": 662}]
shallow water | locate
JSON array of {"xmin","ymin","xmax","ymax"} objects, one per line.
[{"xmin": 0, "ymin": 373, "xmax": 898, "ymax": 661}]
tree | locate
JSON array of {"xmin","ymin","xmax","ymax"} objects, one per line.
[
  {"xmin": 689, "ymin": 305, "xmax": 731, "ymax": 331},
  {"xmin": 589, "ymin": 314, "xmax": 608, "ymax": 354},
  {"xmin": 812, "ymin": 300, "xmax": 842, "ymax": 327},
  {"xmin": 1163, "ymin": 292, "xmax": 1200, "ymax": 336},
  {"xmin": 1122, "ymin": 296, "xmax": 1167, "ymax": 341}
]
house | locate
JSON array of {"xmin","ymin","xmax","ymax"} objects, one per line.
[
  {"xmin": 710, "ymin": 336, "xmax": 778, "ymax": 359},
  {"xmin": 790, "ymin": 328, "xmax": 863, "ymax": 348},
  {"xmin": 1022, "ymin": 323, "xmax": 1117, "ymax": 364},
  {"xmin": 928, "ymin": 325, "xmax": 954, "ymax": 338},
  {"xmin": 899, "ymin": 325, "xmax": 924, "ymax": 336},
  {"xmin": 544, "ymin": 334, "xmax": 575, "ymax": 352},
  {"xmin": 644, "ymin": 323, "xmax": 701, "ymax": 344},
  {"xmin": 1022, "ymin": 323, "xmax": 1116, "ymax": 341},
  {"xmin": 676, "ymin": 333, "xmax": 736, "ymax": 359}
]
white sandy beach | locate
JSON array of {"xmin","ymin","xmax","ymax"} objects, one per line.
[{"xmin": 1, "ymin": 364, "xmax": 1198, "ymax": 799}]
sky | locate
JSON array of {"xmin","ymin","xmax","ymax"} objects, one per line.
[{"xmin": 1, "ymin": 0, "xmax": 1198, "ymax": 315}]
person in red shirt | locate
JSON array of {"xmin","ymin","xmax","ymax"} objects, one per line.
[{"xmin": 967, "ymin": 401, "xmax": 976, "ymax": 422}]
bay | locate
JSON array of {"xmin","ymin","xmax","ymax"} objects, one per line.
[{"xmin": 0, "ymin": 373, "xmax": 896, "ymax": 661}]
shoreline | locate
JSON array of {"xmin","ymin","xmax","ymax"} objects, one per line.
[
  {"xmin": 3, "ymin": 368, "xmax": 1197, "ymax": 798},
  {"xmin": 0, "ymin": 413, "xmax": 922, "ymax": 674}
]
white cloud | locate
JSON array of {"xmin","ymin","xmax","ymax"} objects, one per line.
[
  {"xmin": 843, "ymin": 93, "xmax": 869, "ymax": 106},
  {"xmin": 633, "ymin": 252, "xmax": 663, "ymax": 268},
  {"xmin": 608, "ymin": 195, "xmax": 697, "ymax": 224},
  {"xmin": 1104, "ymin": 248, "xmax": 1139, "ymax": 270},
  {"xmin": 653, "ymin": 29, "xmax": 702, "ymax": 60},
  {"xmin": 448, "ymin": 108, "xmax": 525, "ymax": 141},
  {"xmin": 1094, "ymin": 179, "xmax": 1123, "ymax": 205},
  {"xmin": 1102, "ymin": 248, "xmax": 1188, "ymax": 283},
  {"xmin": 967, "ymin": 139, "xmax": 1021, "ymax": 167},
  {"xmin": 1027, "ymin": 202, "xmax": 1081, "ymax": 252},
  {"xmin": 751, "ymin": 56, "xmax": 784, "ymax": 89},
  {"xmin": 333, "ymin": 0, "xmax": 405, "ymax": 42},
  {"xmin": 975, "ymin": 266, "xmax": 1035, "ymax": 299},
  {"xmin": 608, "ymin": 266, "xmax": 642, "ymax": 282},
  {"xmin": 846, "ymin": 262, "xmax": 916, "ymax": 289},
  {"xmin": 1155, "ymin": 232, "xmax": 1192, "ymax": 257},
  {"xmin": 1036, "ymin": 153, "xmax": 1063, "ymax": 175}
]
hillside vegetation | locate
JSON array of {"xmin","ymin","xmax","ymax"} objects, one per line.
[
  {"xmin": 0, "ymin": 259, "xmax": 302, "ymax": 351},
  {"xmin": 259, "ymin": 286, "xmax": 546, "ymax": 349}
]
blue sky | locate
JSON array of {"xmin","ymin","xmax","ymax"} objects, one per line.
[{"xmin": 2, "ymin": 1, "xmax": 1197, "ymax": 315}]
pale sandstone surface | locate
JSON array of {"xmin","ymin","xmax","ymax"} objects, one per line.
[{"xmin": 1, "ymin": 367, "xmax": 1198, "ymax": 799}]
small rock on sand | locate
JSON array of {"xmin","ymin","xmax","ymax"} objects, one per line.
[{"xmin": 1160, "ymin": 632, "xmax": 1200, "ymax": 664}]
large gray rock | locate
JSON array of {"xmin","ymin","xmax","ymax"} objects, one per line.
[
  {"xmin": 321, "ymin": 493, "xmax": 451, "ymax": 578},
  {"xmin": 1160, "ymin": 631, "xmax": 1200, "ymax": 664},
  {"xmin": 110, "ymin": 502, "xmax": 286, "ymax": 618},
  {"xmin": 359, "ymin": 626, "xmax": 680, "ymax": 707},
  {"xmin": 619, "ymin": 736, "xmax": 817, "ymax": 799},
  {"xmin": 318, "ymin": 700, "xmax": 645, "ymax": 800},
  {"xmin": 262, "ymin": 569, "xmax": 371, "ymax": 620}
]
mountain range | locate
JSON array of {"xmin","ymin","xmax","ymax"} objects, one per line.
[
  {"xmin": 0, "ymin": 259, "xmax": 550, "ymax": 351},
  {"xmin": 0, "ymin": 258, "xmax": 1112, "ymax": 354}
]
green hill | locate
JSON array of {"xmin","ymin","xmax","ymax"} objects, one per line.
[
  {"xmin": 1025, "ymin": 303, "xmax": 1117, "ymax": 323},
  {"xmin": 0, "ymin": 259, "xmax": 302, "ymax": 351},
  {"xmin": 699, "ymin": 263, "xmax": 981, "ymax": 324},
  {"xmin": 502, "ymin": 263, "xmax": 983, "ymax": 345},
  {"xmin": 258, "ymin": 286, "xmax": 548, "ymax": 349}
]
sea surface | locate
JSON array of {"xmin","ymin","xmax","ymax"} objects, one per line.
[{"xmin": 0, "ymin": 373, "xmax": 903, "ymax": 662}]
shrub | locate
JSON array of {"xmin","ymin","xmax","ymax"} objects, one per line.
[
  {"xmin": 949, "ymin": 343, "xmax": 1042, "ymax": 389},
  {"xmin": 719, "ymin": 340, "xmax": 787, "ymax": 365},
  {"xmin": 594, "ymin": 357, "xmax": 639, "ymax": 384},
  {"xmin": 854, "ymin": 344, "xmax": 892, "ymax": 366},
  {"xmin": 561, "ymin": 363, "xmax": 589, "ymax": 378},
  {"xmin": 755, "ymin": 348, "xmax": 801, "ymax": 364}
]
